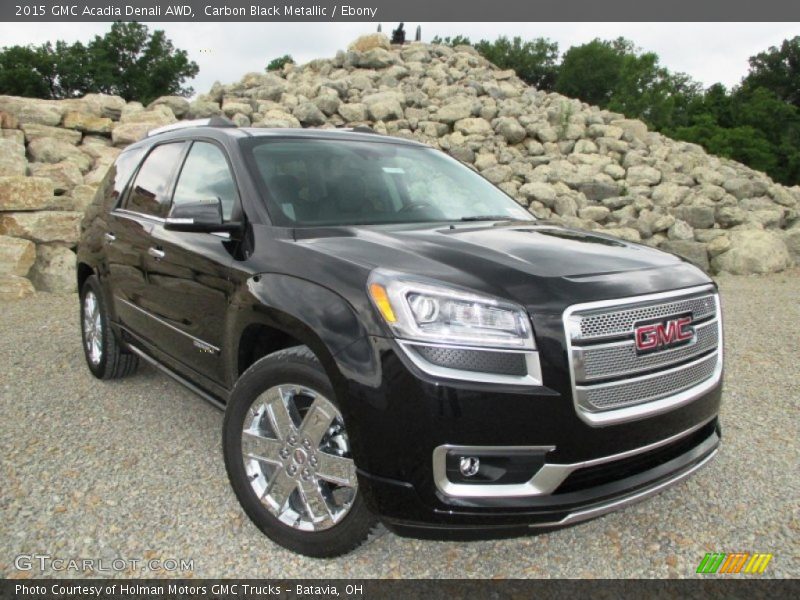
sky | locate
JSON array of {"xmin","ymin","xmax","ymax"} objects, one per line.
[{"xmin": 0, "ymin": 22, "xmax": 797, "ymax": 96}]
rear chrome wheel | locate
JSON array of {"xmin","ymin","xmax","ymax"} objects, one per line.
[
  {"xmin": 82, "ymin": 290, "xmax": 103, "ymax": 365},
  {"xmin": 79, "ymin": 275, "xmax": 138, "ymax": 380},
  {"xmin": 241, "ymin": 384, "xmax": 357, "ymax": 532},
  {"xmin": 223, "ymin": 345, "xmax": 377, "ymax": 557}
]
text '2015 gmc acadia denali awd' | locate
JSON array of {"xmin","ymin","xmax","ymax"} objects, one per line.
[{"xmin": 76, "ymin": 119, "xmax": 723, "ymax": 557}]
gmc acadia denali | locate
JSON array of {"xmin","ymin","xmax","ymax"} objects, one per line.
[{"xmin": 76, "ymin": 119, "xmax": 723, "ymax": 557}]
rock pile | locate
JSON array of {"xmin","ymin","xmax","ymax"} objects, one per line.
[{"xmin": 1, "ymin": 34, "xmax": 798, "ymax": 299}]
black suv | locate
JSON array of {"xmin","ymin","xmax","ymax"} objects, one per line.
[{"xmin": 77, "ymin": 120, "xmax": 723, "ymax": 557}]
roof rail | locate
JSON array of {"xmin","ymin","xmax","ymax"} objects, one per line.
[
  {"xmin": 350, "ymin": 125, "xmax": 378, "ymax": 134},
  {"xmin": 147, "ymin": 116, "xmax": 237, "ymax": 137}
]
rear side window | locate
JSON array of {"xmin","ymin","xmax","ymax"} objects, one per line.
[
  {"xmin": 124, "ymin": 143, "xmax": 185, "ymax": 218},
  {"xmin": 172, "ymin": 142, "xmax": 238, "ymax": 220},
  {"xmin": 94, "ymin": 147, "xmax": 145, "ymax": 213}
]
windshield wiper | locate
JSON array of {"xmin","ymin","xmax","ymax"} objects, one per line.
[{"xmin": 459, "ymin": 215, "xmax": 513, "ymax": 222}]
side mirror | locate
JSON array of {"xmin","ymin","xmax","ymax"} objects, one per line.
[{"xmin": 164, "ymin": 199, "xmax": 242, "ymax": 234}]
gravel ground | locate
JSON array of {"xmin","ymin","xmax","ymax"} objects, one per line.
[{"xmin": 1, "ymin": 271, "xmax": 798, "ymax": 579}]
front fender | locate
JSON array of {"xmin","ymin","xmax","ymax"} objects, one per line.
[{"xmin": 227, "ymin": 273, "xmax": 382, "ymax": 390}]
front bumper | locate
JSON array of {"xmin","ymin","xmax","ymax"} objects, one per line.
[
  {"xmin": 342, "ymin": 335, "xmax": 722, "ymax": 537},
  {"xmin": 361, "ymin": 416, "xmax": 720, "ymax": 538}
]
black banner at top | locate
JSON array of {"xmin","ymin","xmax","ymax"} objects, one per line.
[{"xmin": 1, "ymin": 0, "xmax": 799, "ymax": 22}]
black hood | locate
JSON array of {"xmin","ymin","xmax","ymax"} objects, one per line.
[{"xmin": 293, "ymin": 222, "xmax": 712, "ymax": 312}]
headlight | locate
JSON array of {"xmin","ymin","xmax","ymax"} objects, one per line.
[{"xmin": 367, "ymin": 269, "xmax": 535, "ymax": 349}]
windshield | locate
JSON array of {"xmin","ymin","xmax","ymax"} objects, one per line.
[{"xmin": 240, "ymin": 137, "xmax": 534, "ymax": 227}]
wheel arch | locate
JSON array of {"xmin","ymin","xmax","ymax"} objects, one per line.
[{"xmin": 226, "ymin": 273, "xmax": 382, "ymax": 401}]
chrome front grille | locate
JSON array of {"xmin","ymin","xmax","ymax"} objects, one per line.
[
  {"xmin": 564, "ymin": 286, "xmax": 723, "ymax": 425},
  {"xmin": 575, "ymin": 319, "xmax": 719, "ymax": 382},
  {"xmin": 576, "ymin": 352, "xmax": 719, "ymax": 410},
  {"xmin": 574, "ymin": 294, "xmax": 716, "ymax": 341}
]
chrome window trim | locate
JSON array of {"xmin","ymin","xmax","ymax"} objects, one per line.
[
  {"xmin": 397, "ymin": 340, "xmax": 543, "ymax": 386},
  {"xmin": 563, "ymin": 286, "xmax": 723, "ymax": 427},
  {"xmin": 111, "ymin": 208, "xmax": 166, "ymax": 223},
  {"xmin": 116, "ymin": 297, "xmax": 221, "ymax": 355},
  {"xmin": 433, "ymin": 415, "xmax": 716, "ymax": 498}
]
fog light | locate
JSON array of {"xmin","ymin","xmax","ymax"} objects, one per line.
[{"xmin": 459, "ymin": 456, "xmax": 480, "ymax": 477}]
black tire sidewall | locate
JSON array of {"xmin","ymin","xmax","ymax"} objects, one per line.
[{"xmin": 222, "ymin": 348, "xmax": 375, "ymax": 558}]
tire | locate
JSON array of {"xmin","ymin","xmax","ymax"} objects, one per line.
[
  {"xmin": 80, "ymin": 275, "xmax": 139, "ymax": 380},
  {"xmin": 223, "ymin": 345, "xmax": 377, "ymax": 557}
]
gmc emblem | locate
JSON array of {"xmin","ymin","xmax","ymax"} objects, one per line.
[{"xmin": 634, "ymin": 314, "xmax": 694, "ymax": 354}]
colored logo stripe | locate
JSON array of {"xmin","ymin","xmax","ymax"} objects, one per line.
[{"xmin": 697, "ymin": 553, "xmax": 773, "ymax": 574}]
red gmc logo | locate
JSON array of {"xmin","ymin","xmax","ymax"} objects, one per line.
[{"xmin": 634, "ymin": 314, "xmax": 694, "ymax": 353}]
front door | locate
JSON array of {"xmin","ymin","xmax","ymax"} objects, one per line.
[
  {"xmin": 142, "ymin": 140, "xmax": 240, "ymax": 385},
  {"xmin": 106, "ymin": 141, "xmax": 186, "ymax": 346}
]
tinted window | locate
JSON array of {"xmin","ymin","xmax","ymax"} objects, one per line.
[
  {"xmin": 172, "ymin": 142, "xmax": 238, "ymax": 220},
  {"xmin": 96, "ymin": 147, "xmax": 145, "ymax": 212},
  {"xmin": 241, "ymin": 139, "xmax": 533, "ymax": 227},
  {"xmin": 125, "ymin": 143, "xmax": 184, "ymax": 218}
]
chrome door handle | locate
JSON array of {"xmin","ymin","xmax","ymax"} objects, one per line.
[
  {"xmin": 104, "ymin": 232, "xmax": 116, "ymax": 243},
  {"xmin": 147, "ymin": 247, "xmax": 165, "ymax": 260}
]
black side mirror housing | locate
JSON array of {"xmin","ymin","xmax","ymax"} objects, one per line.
[{"xmin": 164, "ymin": 199, "xmax": 242, "ymax": 234}]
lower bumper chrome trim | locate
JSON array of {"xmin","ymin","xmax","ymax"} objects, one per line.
[
  {"xmin": 532, "ymin": 446, "xmax": 718, "ymax": 528},
  {"xmin": 433, "ymin": 416, "xmax": 717, "ymax": 498}
]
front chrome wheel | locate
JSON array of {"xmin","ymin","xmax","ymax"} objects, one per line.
[
  {"xmin": 82, "ymin": 290, "xmax": 103, "ymax": 365},
  {"xmin": 241, "ymin": 384, "xmax": 357, "ymax": 532}
]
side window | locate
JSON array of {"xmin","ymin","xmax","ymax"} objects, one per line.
[
  {"xmin": 172, "ymin": 142, "xmax": 238, "ymax": 220},
  {"xmin": 124, "ymin": 143, "xmax": 185, "ymax": 218},
  {"xmin": 99, "ymin": 147, "xmax": 146, "ymax": 211}
]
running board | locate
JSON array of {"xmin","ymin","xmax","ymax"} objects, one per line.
[{"xmin": 127, "ymin": 345, "xmax": 226, "ymax": 412}]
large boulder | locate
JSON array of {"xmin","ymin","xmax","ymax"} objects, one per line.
[
  {"xmin": 148, "ymin": 96, "xmax": 191, "ymax": 118},
  {"xmin": 292, "ymin": 102, "xmax": 327, "ymax": 126},
  {"xmin": 363, "ymin": 91, "xmax": 404, "ymax": 121},
  {"xmin": 111, "ymin": 122, "xmax": 154, "ymax": 146},
  {"xmin": 0, "ymin": 211, "xmax": 82, "ymax": 243},
  {"xmin": 0, "ymin": 138, "xmax": 26, "ymax": 176},
  {"xmin": 0, "ymin": 96, "xmax": 63, "ymax": 126},
  {"xmin": 27, "ymin": 138, "xmax": 92, "ymax": 172},
  {"xmin": 659, "ymin": 240, "xmax": 710, "ymax": 272},
  {"xmin": 0, "ymin": 235, "xmax": 36, "ymax": 276},
  {"xmin": 711, "ymin": 230, "xmax": 794, "ymax": 274},
  {"xmin": 435, "ymin": 99, "xmax": 476, "ymax": 124},
  {"xmin": 0, "ymin": 176, "xmax": 54, "ymax": 210},
  {"xmin": 0, "ymin": 275, "xmax": 35, "ymax": 301},
  {"xmin": 20, "ymin": 123, "xmax": 82, "ymax": 145},
  {"xmin": 28, "ymin": 162, "xmax": 83, "ymax": 194},
  {"xmin": 348, "ymin": 33, "xmax": 391, "ymax": 53},
  {"xmin": 29, "ymin": 244, "xmax": 76, "ymax": 292},
  {"xmin": 62, "ymin": 111, "xmax": 114, "ymax": 134}
]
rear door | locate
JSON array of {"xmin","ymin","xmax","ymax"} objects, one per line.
[
  {"xmin": 143, "ymin": 140, "xmax": 240, "ymax": 385},
  {"xmin": 106, "ymin": 142, "xmax": 187, "ymax": 346}
]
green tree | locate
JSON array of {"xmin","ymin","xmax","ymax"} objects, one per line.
[
  {"xmin": 742, "ymin": 36, "xmax": 800, "ymax": 108},
  {"xmin": 85, "ymin": 22, "xmax": 198, "ymax": 103},
  {"xmin": 556, "ymin": 38, "xmax": 701, "ymax": 130},
  {"xmin": 266, "ymin": 54, "xmax": 294, "ymax": 72},
  {"xmin": 430, "ymin": 35, "xmax": 473, "ymax": 47},
  {"xmin": 0, "ymin": 22, "xmax": 198, "ymax": 103},
  {"xmin": 473, "ymin": 36, "xmax": 559, "ymax": 91},
  {"xmin": 0, "ymin": 43, "xmax": 57, "ymax": 98}
]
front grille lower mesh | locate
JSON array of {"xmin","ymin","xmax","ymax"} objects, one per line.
[
  {"xmin": 567, "ymin": 289, "xmax": 721, "ymax": 415},
  {"xmin": 413, "ymin": 345, "xmax": 528, "ymax": 376},
  {"xmin": 576, "ymin": 294, "xmax": 716, "ymax": 341},
  {"xmin": 577, "ymin": 352, "xmax": 718, "ymax": 410},
  {"xmin": 579, "ymin": 320, "xmax": 719, "ymax": 381}
]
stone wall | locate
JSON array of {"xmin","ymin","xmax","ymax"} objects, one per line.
[{"xmin": 1, "ymin": 33, "xmax": 798, "ymax": 299}]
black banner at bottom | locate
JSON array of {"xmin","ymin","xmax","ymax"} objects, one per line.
[{"xmin": 2, "ymin": 579, "xmax": 798, "ymax": 600}]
